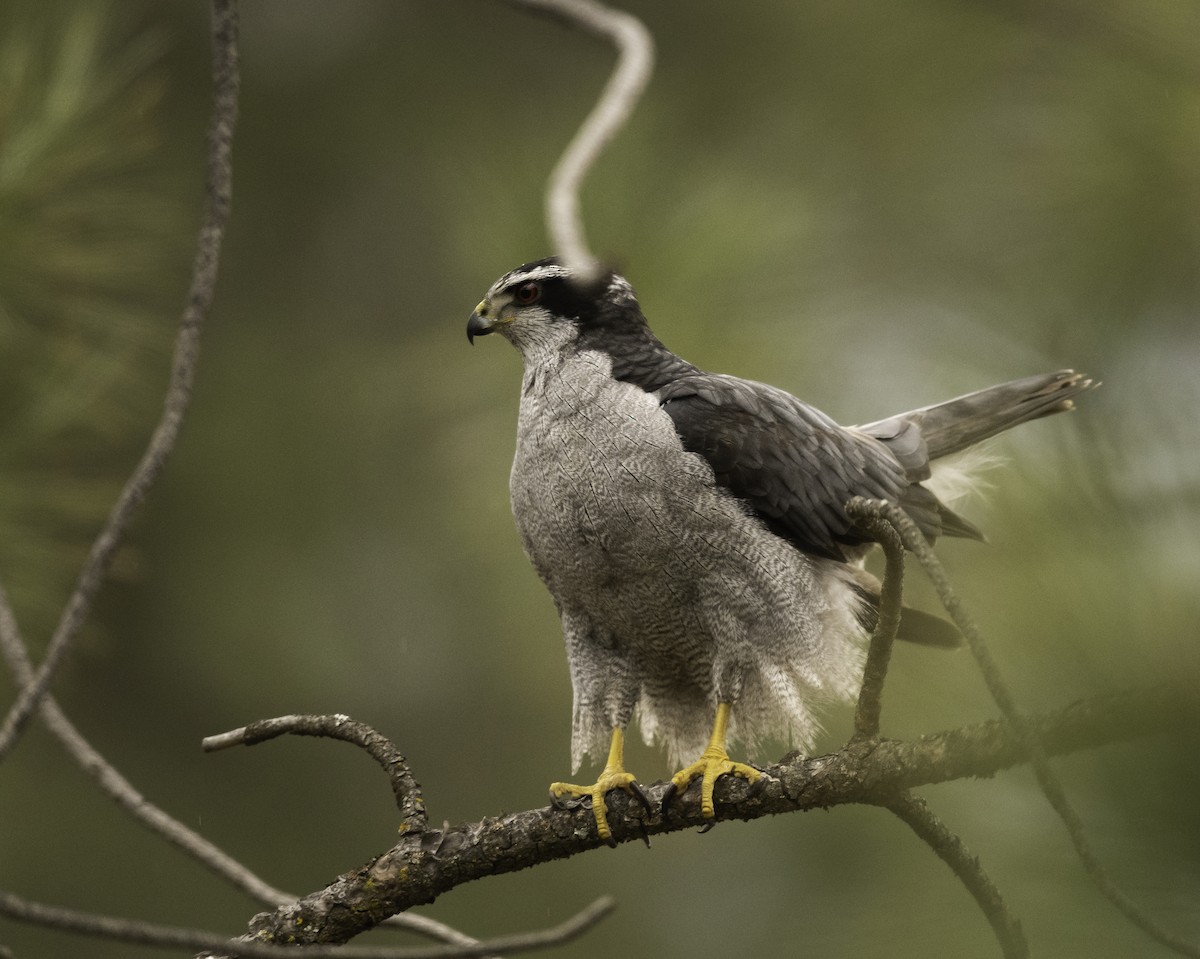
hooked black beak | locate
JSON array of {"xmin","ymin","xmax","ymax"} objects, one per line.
[{"xmin": 466, "ymin": 311, "xmax": 494, "ymax": 345}]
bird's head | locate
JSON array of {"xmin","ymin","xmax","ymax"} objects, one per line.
[{"xmin": 467, "ymin": 257, "xmax": 644, "ymax": 356}]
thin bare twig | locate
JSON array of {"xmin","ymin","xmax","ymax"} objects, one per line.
[
  {"xmin": 0, "ymin": 0, "xmax": 239, "ymax": 762},
  {"xmin": 882, "ymin": 791, "xmax": 1028, "ymax": 959},
  {"xmin": 846, "ymin": 498, "xmax": 905, "ymax": 739},
  {"xmin": 0, "ymin": 596, "xmax": 292, "ymax": 904},
  {"xmin": 204, "ymin": 714, "xmax": 427, "ymax": 834},
  {"xmin": 0, "ymin": 0, "xmax": 291, "ymax": 924},
  {"xmin": 500, "ymin": 0, "xmax": 654, "ymax": 277},
  {"xmin": 0, "ymin": 0, "xmax": 287, "ymax": 918},
  {"xmin": 0, "ymin": 8, "xmax": 485, "ymax": 951},
  {"xmin": 204, "ymin": 715, "xmax": 498, "ymax": 949},
  {"xmin": 861, "ymin": 498, "xmax": 1200, "ymax": 958},
  {"xmin": 0, "ymin": 890, "xmax": 615, "ymax": 959}
]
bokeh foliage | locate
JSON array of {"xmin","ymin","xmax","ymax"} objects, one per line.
[{"xmin": 1, "ymin": 1, "xmax": 1198, "ymax": 957}]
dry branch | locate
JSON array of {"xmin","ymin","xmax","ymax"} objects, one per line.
[
  {"xmin": 847, "ymin": 499, "xmax": 905, "ymax": 740},
  {"xmin": 855, "ymin": 497, "xmax": 1200, "ymax": 958},
  {"xmin": 882, "ymin": 791, "xmax": 1028, "ymax": 959},
  {"xmin": 204, "ymin": 714, "xmax": 427, "ymax": 835},
  {"xmin": 0, "ymin": 890, "xmax": 614, "ymax": 959},
  {"xmin": 232, "ymin": 687, "xmax": 1186, "ymax": 949},
  {"xmin": 500, "ymin": 0, "xmax": 654, "ymax": 277}
]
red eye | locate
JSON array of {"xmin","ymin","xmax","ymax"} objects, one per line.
[{"xmin": 514, "ymin": 281, "xmax": 541, "ymax": 305}]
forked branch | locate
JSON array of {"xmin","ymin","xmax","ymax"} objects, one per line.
[{"xmin": 0, "ymin": 890, "xmax": 614, "ymax": 959}]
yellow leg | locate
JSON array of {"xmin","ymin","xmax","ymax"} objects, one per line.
[
  {"xmin": 549, "ymin": 728, "xmax": 643, "ymax": 842},
  {"xmin": 667, "ymin": 702, "xmax": 761, "ymax": 819}
]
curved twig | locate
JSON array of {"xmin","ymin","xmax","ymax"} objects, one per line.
[
  {"xmin": 854, "ymin": 497, "xmax": 1200, "ymax": 958},
  {"xmin": 882, "ymin": 791, "xmax": 1028, "ymax": 959},
  {"xmin": 204, "ymin": 714, "xmax": 427, "ymax": 835},
  {"xmin": 0, "ymin": 599, "xmax": 493, "ymax": 951},
  {"xmin": 845, "ymin": 499, "xmax": 905, "ymax": 739},
  {"xmin": 500, "ymin": 0, "xmax": 654, "ymax": 278},
  {"xmin": 0, "ymin": 0, "xmax": 239, "ymax": 762},
  {"xmin": 0, "ymin": 890, "xmax": 615, "ymax": 959}
]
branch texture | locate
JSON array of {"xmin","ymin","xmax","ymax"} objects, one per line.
[
  {"xmin": 882, "ymin": 791, "xmax": 1028, "ymax": 959},
  {"xmin": 237, "ymin": 688, "xmax": 1186, "ymax": 948},
  {"xmin": 847, "ymin": 499, "xmax": 905, "ymax": 740}
]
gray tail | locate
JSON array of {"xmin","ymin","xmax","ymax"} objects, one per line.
[
  {"xmin": 902, "ymin": 370, "xmax": 1095, "ymax": 460},
  {"xmin": 856, "ymin": 370, "xmax": 1095, "ymax": 546}
]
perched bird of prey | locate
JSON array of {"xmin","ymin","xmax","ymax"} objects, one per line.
[{"xmin": 467, "ymin": 256, "xmax": 1090, "ymax": 840}]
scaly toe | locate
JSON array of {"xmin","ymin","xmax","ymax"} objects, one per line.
[
  {"xmin": 668, "ymin": 750, "xmax": 761, "ymax": 820},
  {"xmin": 549, "ymin": 770, "xmax": 641, "ymax": 842}
]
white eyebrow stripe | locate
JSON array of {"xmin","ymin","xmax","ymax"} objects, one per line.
[{"xmin": 489, "ymin": 263, "xmax": 572, "ymax": 298}]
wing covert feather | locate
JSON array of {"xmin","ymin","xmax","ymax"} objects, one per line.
[{"xmin": 657, "ymin": 374, "xmax": 908, "ymax": 561}]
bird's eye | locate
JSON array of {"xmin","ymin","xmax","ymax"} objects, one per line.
[{"xmin": 513, "ymin": 281, "xmax": 541, "ymax": 306}]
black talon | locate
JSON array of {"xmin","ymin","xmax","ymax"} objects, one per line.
[
  {"xmin": 637, "ymin": 820, "xmax": 652, "ymax": 849},
  {"xmin": 629, "ymin": 779, "xmax": 653, "ymax": 816}
]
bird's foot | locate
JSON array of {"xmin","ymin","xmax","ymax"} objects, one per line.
[
  {"xmin": 664, "ymin": 745, "xmax": 761, "ymax": 820},
  {"xmin": 549, "ymin": 768, "xmax": 649, "ymax": 844}
]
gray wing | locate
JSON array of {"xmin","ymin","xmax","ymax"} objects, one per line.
[{"xmin": 656, "ymin": 373, "xmax": 911, "ymax": 563}]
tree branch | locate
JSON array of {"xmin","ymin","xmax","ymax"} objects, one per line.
[
  {"xmin": 881, "ymin": 791, "xmax": 1028, "ymax": 959},
  {"xmin": 500, "ymin": 0, "xmax": 654, "ymax": 278},
  {"xmin": 204, "ymin": 714, "xmax": 427, "ymax": 835},
  {"xmin": 848, "ymin": 497, "xmax": 1200, "ymax": 958},
  {"xmin": 0, "ymin": 584, "xmax": 294, "ymax": 906},
  {"xmin": 846, "ymin": 499, "xmax": 905, "ymax": 740},
  {"xmin": 0, "ymin": 0, "xmax": 239, "ymax": 762},
  {"xmin": 230, "ymin": 687, "xmax": 1186, "ymax": 948},
  {"xmin": 0, "ymin": 890, "xmax": 614, "ymax": 959},
  {"xmin": 848, "ymin": 502, "xmax": 1027, "ymax": 958}
]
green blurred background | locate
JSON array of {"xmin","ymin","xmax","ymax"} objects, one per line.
[{"xmin": 1, "ymin": 0, "xmax": 1198, "ymax": 956}]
